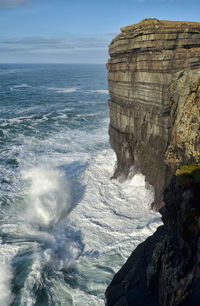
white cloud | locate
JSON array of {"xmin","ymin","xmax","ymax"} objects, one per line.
[
  {"xmin": 0, "ymin": 0, "xmax": 30, "ymax": 9},
  {"xmin": 0, "ymin": 35, "xmax": 110, "ymax": 52}
]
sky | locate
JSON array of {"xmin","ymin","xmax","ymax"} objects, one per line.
[{"xmin": 0, "ymin": 0, "xmax": 200, "ymax": 64}]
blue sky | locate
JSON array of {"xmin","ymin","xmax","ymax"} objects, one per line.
[{"xmin": 0, "ymin": 0, "xmax": 199, "ymax": 63}]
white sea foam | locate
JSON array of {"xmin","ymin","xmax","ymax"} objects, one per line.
[
  {"xmin": 10, "ymin": 84, "xmax": 30, "ymax": 91},
  {"xmin": 0, "ymin": 64, "xmax": 163, "ymax": 305},
  {"xmin": 69, "ymin": 150, "xmax": 161, "ymax": 255},
  {"xmin": 47, "ymin": 87, "xmax": 77, "ymax": 93},
  {"xmin": 88, "ymin": 89, "xmax": 109, "ymax": 94},
  {"xmin": 0, "ymin": 145, "xmax": 162, "ymax": 306},
  {"xmin": 0, "ymin": 262, "xmax": 13, "ymax": 306},
  {"xmin": 0, "ymin": 164, "xmax": 83, "ymax": 304},
  {"xmin": 13, "ymin": 84, "xmax": 30, "ymax": 89},
  {"xmin": 0, "ymin": 110, "xmax": 161, "ymax": 305},
  {"xmin": 0, "ymin": 114, "xmax": 47, "ymax": 127}
]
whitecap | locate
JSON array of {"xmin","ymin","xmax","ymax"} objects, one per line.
[
  {"xmin": 47, "ymin": 87, "xmax": 77, "ymax": 93},
  {"xmin": 11, "ymin": 84, "xmax": 31, "ymax": 90},
  {"xmin": 88, "ymin": 89, "xmax": 109, "ymax": 94}
]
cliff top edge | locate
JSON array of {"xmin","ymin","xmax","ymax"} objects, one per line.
[{"xmin": 120, "ymin": 18, "xmax": 200, "ymax": 32}]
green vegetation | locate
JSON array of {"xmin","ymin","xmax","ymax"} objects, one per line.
[{"xmin": 176, "ymin": 164, "xmax": 200, "ymax": 185}]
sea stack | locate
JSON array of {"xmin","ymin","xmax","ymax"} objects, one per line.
[{"xmin": 107, "ymin": 18, "xmax": 200, "ymax": 208}]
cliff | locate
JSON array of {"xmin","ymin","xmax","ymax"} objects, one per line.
[
  {"xmin": 107, "ymin": 18, "xmax": 200, "ymax": 208},
  {"xmin": 106, "ymin": 50, "xmax": 200, "ymax": 304}
]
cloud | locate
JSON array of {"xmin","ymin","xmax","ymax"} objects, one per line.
[
  {"xmin": 0, "ymin": 33, "xmax": 110, "ymax": 64},
  {"xmin": 0, "ymin": 36, "xmax": 110, "ymax": 52},
  {"xmin": 2, "ymin": 37, "xmax": 64, "ymax": 46},
  {"xmin": 0, "ymin": 0, "xmax": 30, "ymax": 9},
  {"xmin": 106, "ymin": 32, "xmax": 118, "ymax": 37}
]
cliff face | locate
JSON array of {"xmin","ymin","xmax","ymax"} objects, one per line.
[
  {"xmin": 166, "ymin": 69, "xmax": 200, "ymax": 171},
  {"xmin": 106, "ymin": 65, "xmax": 200, "ymax": 305},
  {"xmin": 107, "ymin": 18, "xmax": 200, "ymax": 207}
]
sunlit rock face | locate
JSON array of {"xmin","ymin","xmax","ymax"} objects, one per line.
[
  {"xmin": 107, "ymin": 18, "xmax": 200, "ymax": 208},
  {"xmin": 165, "ymin": 68, "xmax": 200, "ymax": 172}
]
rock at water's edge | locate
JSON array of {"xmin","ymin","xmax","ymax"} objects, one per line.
[{"xmin": 106, "ymin": 175, "xmax": 200, "ymax": 305}]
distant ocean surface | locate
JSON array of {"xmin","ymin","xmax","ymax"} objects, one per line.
[{"xmin": 0, "ymin": 64, "xmax": 161, "ymax": 306}]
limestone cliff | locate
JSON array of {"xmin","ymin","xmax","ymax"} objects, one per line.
[
  {"xmin": 105, "ymin": 66, "xmax": 200, "ymax": 304},
  {"xmin": 107, "ymin": 18, "xmax": 200, "ymax": 208}
]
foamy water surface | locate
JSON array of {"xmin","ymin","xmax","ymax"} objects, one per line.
[{"xmin": 0, "ymin": 64, "xmax": 161, "ymax": 306}]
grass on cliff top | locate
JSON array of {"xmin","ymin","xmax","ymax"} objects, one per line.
[
  {"xmin": 176, "ymin": 164, "xmax": 200, "ymax": 175},
  {"xmin": 176, "ymin": 164, "xmax": 200, "ymax": 185},
  {"xmin": 121, "ymin": 19, "xmax": 200, "ymax": 32}
]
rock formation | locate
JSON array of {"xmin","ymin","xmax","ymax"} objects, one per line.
[
  {"xmin": 106, "ymin": 173, "xmax": 200, "ymax": 306},
  {"xmin": 106, "ymin": 49, "xmax": 200, "ymax": 305},
  {"xmin": 107, "ymin": 18, "xmax": 200, "ymax": 208}
]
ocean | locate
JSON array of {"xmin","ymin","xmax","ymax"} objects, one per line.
[{"xmin": 0, "ymin": 64, "xmax": 161, "ymax": 306}]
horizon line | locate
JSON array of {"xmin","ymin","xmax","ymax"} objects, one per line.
[{"xmin": 0, "ymin": 62, "xmax": 107, "ymax": 65}]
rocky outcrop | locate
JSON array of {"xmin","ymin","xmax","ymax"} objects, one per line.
[
  {"xmin": 107, "ymin": 18, "xmax": 200, "ymax": 208},
  {"xmin": 106, "ymin": 65, "xmax": 200, "ymax": 304},
  {"xmin": 106, "ymin": 174, "xmax": 200, "ymax": 306}
]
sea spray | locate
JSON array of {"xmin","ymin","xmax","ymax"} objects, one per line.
[
  {"xmin": 22, "ymin": 166, "xmax": 72, "ymax": 228},
  {"xmin": 18, "ymin": 166, "xmax": 83, "ymax": 270},
  {"xmin": 0, "ymin": 262, "xmax": 14, "ymax": 306},
  {"xmin": 1, "ymin": 166, "xmax": 84, "ymax": 305}
]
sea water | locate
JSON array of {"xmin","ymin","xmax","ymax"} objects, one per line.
[{"xmin": 0, "ymin": 64, "xmax": 161, "ymax": 306}]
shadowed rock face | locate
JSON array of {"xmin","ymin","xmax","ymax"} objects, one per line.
[
  {"xmin": 106, "ymin": 175, "xmax": 200, "ymax": 306},
  {"xmin": 107, "ymin": 18, "xmax": 200, "ymax": 208}
]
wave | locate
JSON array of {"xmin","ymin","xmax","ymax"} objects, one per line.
[
  {"xmin": 0, "ymin": 146, "xmax": 162, "ymax": 305},
  {"xmin": 10, "ymin": 84, "xmax": 31, "ymax": 90},
  {"xmin": 88, "ymin": 89, "xmax": 109, "ymax": 94},
  {"xmin": 0, "ymin": 165, "xmax": 84, "ymax": 304},
  {"xmin": 0, "ymin": 114, "xmax": 48, "ymax": 126},
  {"xmin": 46, "ymin": 87, "xmax": 77, "ymax": 93}
]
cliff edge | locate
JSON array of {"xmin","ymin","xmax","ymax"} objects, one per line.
[{"xmin": 107, "ymin": 18, "xmax": 200, "ymax": 208}]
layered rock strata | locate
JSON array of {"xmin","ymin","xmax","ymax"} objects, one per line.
[
  {"xmin": 107, "ymin": 18, "xmax": 200, "ymax": 207},
  {"xmin": 105, "ymin": 68, "xmax": 200, "ymax": 305}
]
